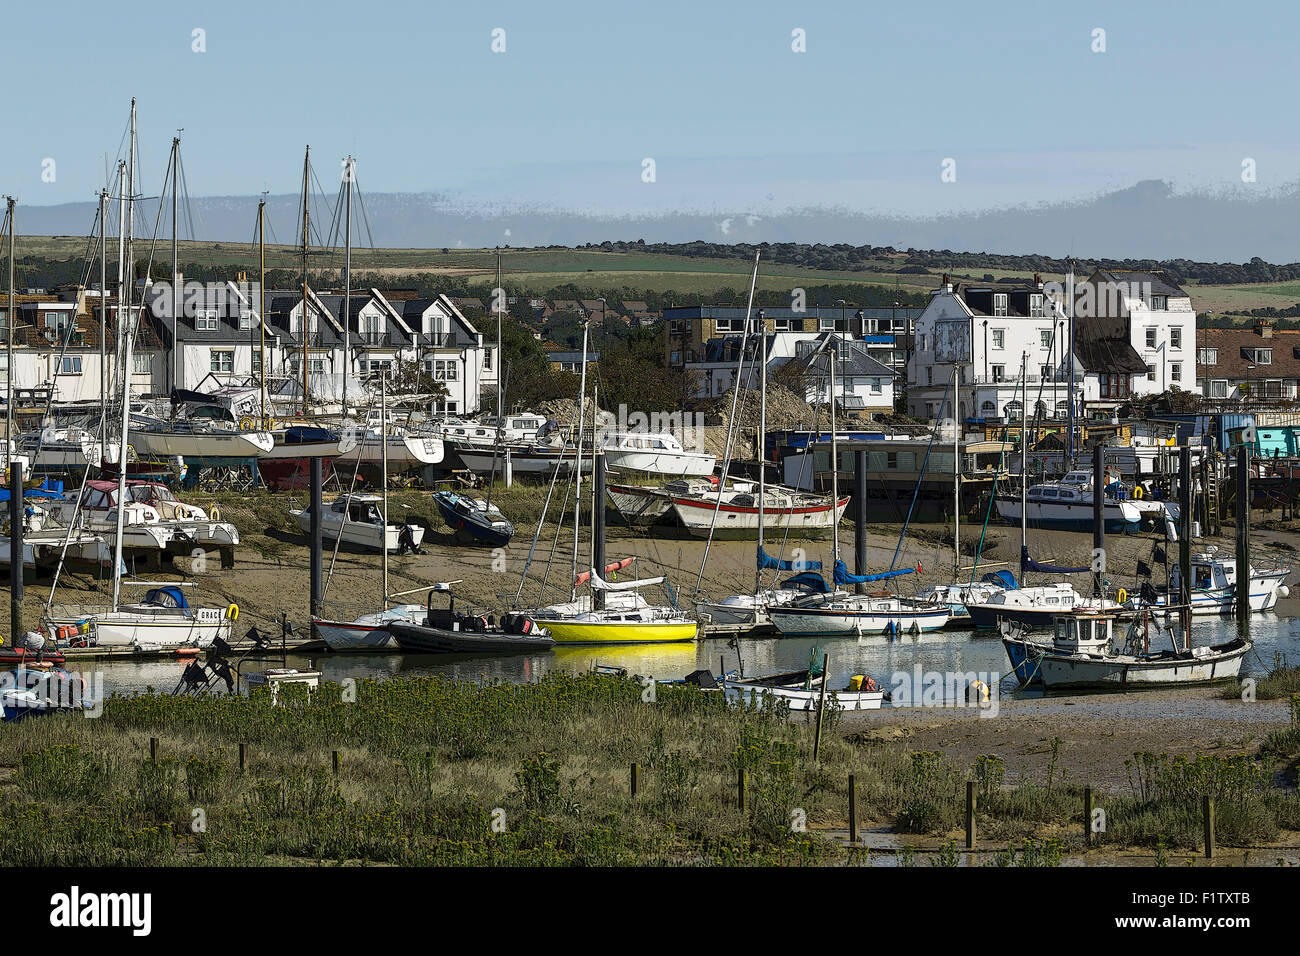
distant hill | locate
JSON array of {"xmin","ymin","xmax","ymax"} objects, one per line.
[{"xmin": 12, "ymin": 179, "xmax": 1300, "ymax": 262}]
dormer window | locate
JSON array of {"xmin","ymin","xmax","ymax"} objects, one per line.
[
  {"xmin": 1150, "ymin": 295, "xmax": 1167, "ymax": 310},
  {"xmin": 1251, "ymin": 348, "xmax": 1272, "ymax": 365},
  {"xmin": 196, "ymin": 311, "xmax": 219, "ymax": 332},
  {"xmin": 238, "ymin": 310, "xmax": 253, "ymax": 331},
  {"xmin": 1029, "ymin": 294, "xmax": 1045, "ymax": 318},
  {"xmin": 1199, "ymin": 347, "xmax": 1217, "ymax": 364},
  {"xmin": 993, "ymin": 294, "xmax": 1008, "ymax": 317}
]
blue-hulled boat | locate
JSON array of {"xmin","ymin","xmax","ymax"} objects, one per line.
[{"xmin": 433, "ymin": 491, "xmax": 515, "ymax": 547}]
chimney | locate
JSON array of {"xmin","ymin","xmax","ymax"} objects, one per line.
[
  {"xmin": 1034, "ymin": 272, "xmax": 1042, "ymax": 288},
  {"xmin": 1256, "ymin": 319, "xmax": 1274, "ymax": 338},
  {"xmin": 942, "ymin": 273, "xmax": 952, "ymax": 293}
]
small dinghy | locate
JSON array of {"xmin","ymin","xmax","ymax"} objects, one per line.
[
  {"xmin": 388, "ymin": 584, "xmax": 554, "ymax": 654},
  {"xmin": 722, "ymin": 650, "xmax": 887, "ymax": 712},
  {"xmin": 432, "ymin": 491, "xmax": 514, "ymax": 547},
  {"xmin": 1, "ymin": 668, "xmax": 95, "ymax": 722}
]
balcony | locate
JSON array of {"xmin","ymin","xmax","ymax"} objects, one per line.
[{"xmin": 861, "ymin": 334, "xmax": 895, "ymax": 345}]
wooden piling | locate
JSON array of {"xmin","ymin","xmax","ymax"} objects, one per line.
[
  {"xmin": 239, "ymin": 742, "xmax": 247, "ymax": 772},
  {"xmin": 738, "ymin": 768, "xmax": 746, "ymax": 812},
  {"xmin": 630, "ymin": 762, "xmax": 638, "ymax": 797},
  {"xmin": 965, "ymin": 781, "xmax": 976, "ymax": 850},
  {"xmin": 150, "ymin": 737, "xmax": 158, "ymax": 762},
  {"xmin": 332, "ymin": 751, "xmax": 340, "ymax": 775},
  {"xmin": 1084, "ymin": 786, "xmax": 1093, "ymax": 848},
  {"xmin": 848, "ymin": 774, "xmax": 858, "ymax": 844},
  {"xmin": 1204, "ymin": 795, "xmax": 1215, "ymax": 860}
]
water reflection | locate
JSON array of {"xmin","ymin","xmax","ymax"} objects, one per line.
[{"xmin": 87, "ymin": 614, "xmax": 1300, "ymax": 705}]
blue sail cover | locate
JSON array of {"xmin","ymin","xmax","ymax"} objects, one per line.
[
  {"xmin": 782, "ymin": 571, "xmax": 830, "ymax": 593},
  {"xmin": 1020, "ymin": 546, "xmax": 1088, "ymax": 575},
  {"xmin": 757, "ymin": 545, "xmax": 822, "ymax": 572},
  {"xmin": 833, "ymin": 559, "xmax": 915, "ymax": 586}
]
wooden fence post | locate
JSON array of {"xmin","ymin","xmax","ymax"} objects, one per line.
[
  {"xmin": 630, "ymin": 762, "xmax": 638, "ymax": 797},
  {"xmin": 332, "ymin": 751, "xmax": 340, "ymax": 775},
  {"xmin": 738, "ymin": 768, "xmax": 747, "ymax": 812},
  {"xmin": 848, "ymin": 774, "xmax": 858, "ymax": 845},
  {"xmin": 239, "ymin": 742, "xmax": 247, "ymax": 772},
  {"xmin": 1084, "ymin": 786, "xmax": 1093, "ymax": 848},
  {"xmin": 150, "ymin": 737, "xmax": 158, "ymax": 762},
  {"xmin": 1203, "ymin": 796, "xmax": 1215, "ymax": 860},
  {"xmin": 965, "ymin": 781, "xmax": 976, "ymax": 850}
]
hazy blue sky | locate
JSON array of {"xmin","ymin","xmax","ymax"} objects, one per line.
[{"xmin": 6, "ymin": 0, "xmax": 1300, "ymax": 220}]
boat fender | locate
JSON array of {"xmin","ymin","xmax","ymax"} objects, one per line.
[
  {"xmin": 239, "ymin": 416, "xmax": 255, "ymax": 431},
  {"xmin": 1133, "ymin": 485, "xmax": 1143, "ymax": 499},
  {"xmin": 1116, "ymin": 587, "xmax": 1128, "ymax": 605},
  {"xmin": 210, "ymin": 505, "xmax": 221, "ymax": 522},
  {"xmin": 1280, "ymin": 585, "xmax": 1291, "ymax": 599},
  {"xmin": 225, "ymin": 603, "xmax": 240, "ymax": 621}
]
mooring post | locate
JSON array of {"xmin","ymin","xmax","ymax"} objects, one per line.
[
  {"xmin": 310, "ymin": 457, "xmax": 323, "ymax": 624},
  {"xmin": 848, "ymin": 774, "xmax": 858, "ymax": 845},
  {"xmin": 9, "ymin": 460, "xmax": 23, "ymax": 644},
  {"xmin": 965, "ymin": 780, "xmax": 976, "ymax": 850},
  {"xmin": 854, "ymin": 450, "xmax": 867, "ymax": 596},
  {"xmin": 812, "ymin": 653, "xmax": 830, "ymax": 762},
  {"xmin": 1084, "ymin": 786, "xmax": 1094, "ymax": 848},
  {"xmin": 1203, "ymin": 795, "xmax": 1215, "ymax": 860},
  {"xmin": 1235, "ymin": 445, "xmax": 1251, "ymax": 637}
]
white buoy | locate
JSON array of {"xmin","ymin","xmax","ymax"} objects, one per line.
[{"xmin": 22, "ymin": 631, "xmax": 44, "ymax": 652}]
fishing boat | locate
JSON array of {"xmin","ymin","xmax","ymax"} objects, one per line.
[
  {"xmin": 1144, "ymin": 548, "xmax": 1290, "ymax": 616},
  {"xmin": 1021, "ymin": 608, "xmax": 1251, "ymax": 689},
  {"xmin": 432, "ymin": 490, "xmax": 514, "ymax": 547},
  {"xmin": 290, "ymin": 493, "xmax": 425, "ymax": 553},
  {"xmin": 388, "ymin": 584, "xmax": 554, "ymax": 654}
]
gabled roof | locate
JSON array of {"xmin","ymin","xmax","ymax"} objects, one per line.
[
  {"xmin": 1072, "ymin": 336, "xmax": 1148, "ymax": 374},
  {"xmin": 1199, "ymin": 326, "xmax": 1300, "ymax": 379}
]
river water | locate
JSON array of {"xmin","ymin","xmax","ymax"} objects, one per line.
[{"xmin": 89, "ymin": 612, "xmax": 1300, "ymax": 706}]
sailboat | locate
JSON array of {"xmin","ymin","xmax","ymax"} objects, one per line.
[
  {"xmin": 313, "ymin": 375, "xmax": 427, "ymax": 650},
  {"xmin": 519, "ymin": 322, "xmax": 697, "ymax": 644},
  {"xmin": 41, "ymin": 101, "xmax": 235, "ymax": 650},
  {"xmin": 767, "ymin": 331, "xmax": 949, "ymax": 636},
  {"xmin": 965, "ymin": 354, "xmax": 1116, "ymax": 631}
]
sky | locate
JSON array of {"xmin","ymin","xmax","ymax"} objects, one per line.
[{"xmin": 6, "ymin": 0, "xmax": 1300, "ymax": 234}]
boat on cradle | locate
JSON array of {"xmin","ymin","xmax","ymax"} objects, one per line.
[
  {"xmin": 54, "ymin": 479, "xmax": 239, "ymax": 553},
  {"xmin": 334, "ymin": 429, "xmax": 444, "ymax": 470},
  {"xmin": 255, "ymin": 425, "xmax": 345, "ymax": 489},
  {"xmin": 43, "ymin": 585, "xmax": 235, "ymax": 649},
  {"xmin": 314, "ymin": 604, "xmax": 427, "ymax": 650},
  {"xmin": 593, "ymin": 429, "xmax": 716, "ymax": 477},
  {"xmin": 457, "ymin": 442, "xmax": 590, "ymax": 479},
  {"xmin": 290, "ymin": 493, "xmax": 426, "ymax": 553},
  {"xmin": 995, "ymin": 470, "xmax": 1143, "ymax": 533},
  {"xmin": 607, "ymin": 479, "xmax": 847, "ymax": 536},
  {"xmin": 431, "ymin": 413, "xmax": 549, "ymax": 452},
  {"xmin": 42, "ymin": 481, "xmax": 176, "ymax": 555},
  {"xmin": 127, "ymin": 417, "xmax": 275, "ymax": 460},
  {"xmin": 388, "ymin": 584, "xmax": 554, "ymax": 654},
  {"xmin": 1142, "ymin": 548, "xmax": 1290, "ymax": 616},
  {"xmin": 17, "ymin": 426, "xmax": 119, "ymax": 473},
  {"xmin": 432, "ymin": 490, "xmax": 514, "ymax": 547},
  {"xmin": 1008, "ymin": 608, "xmax": 1252, "ymax": 689},
  {"xmin": 916, "ymin": 570, "xmax": 1018, "ymax": 624}
]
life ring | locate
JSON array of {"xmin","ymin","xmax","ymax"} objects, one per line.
[
  {"xmin": 225, "ymin": 603, "xmax": 239, "ymax": 621},
  {"xmin": 1133, "ymin": 485, "xmax": 1144, "ymax": 500},
  {"xmin": 210, "ymin": 505, "xmax": 221, "ymax": 522},
  {"xmin": 1116, "ymin": 588, "xmax": 1128, "ymax": 605}
]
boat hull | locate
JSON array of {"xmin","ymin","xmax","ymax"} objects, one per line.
[
  {"xmin": 671, "ymin": 495, "xmax": 850, "ymax": 537},
  {"xmin": 995, "ymin": 495, "xmax": 1141, "ymax": 533},
  {"xmin": 389, "ymin": 621, "xmax": 556, "ymax": 654},
  {"xmin": 768, "ymin": 602, "xmax": 950, "ymax": 636},
  {"xmin": 542, "ymin": 618, "xmax": 698, "ymax": 644},
  {"xmin": 291, "ymin": 509, "xmax": 425, "ymax": 553},
  {"xmin": 723, "ymin": 680, "xmax": 884, "ymax": 712},
  {"xmin": 130, "ymin": 431, "xmax": 274, "ymax": 460},
  {"xmin": 1036, "ymin": 640, "xmax": 1250, "ymax": 688}
]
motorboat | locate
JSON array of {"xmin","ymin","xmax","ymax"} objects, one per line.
[
  {"xmin": 314, "ymin": 604, "xmax": 427, "ymax": 650},
  {"xmin": 388, "ymin": 584, "xmax": 554, "ymax": 654},
  {"xmin": 432, "ymin": 490, "xmax": 514, "ymax": 547},
  {"xmin": 290, "ymin": 494, "xmax": 425, "ymax": 553}
]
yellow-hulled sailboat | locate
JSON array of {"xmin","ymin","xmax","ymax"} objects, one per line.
[{"xmin": 534, "ymin": 568, "xmax": 698, "ymax": 644}]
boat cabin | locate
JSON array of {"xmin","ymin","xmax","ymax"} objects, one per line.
[
  {"xmin": 1052, "ymin": 612, "xmax": 1115, "ymax": 655},
  {"xmin": 331, "ymin": 495, "xmax": 384, "ymax": 526},
  {"xmin": 1171, "ymin": 554, "xmax": 1234, "ymax": 591}
]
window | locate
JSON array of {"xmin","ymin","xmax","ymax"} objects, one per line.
[
  {"xmin": 1199, "ymin": 347, "xmax": 1218, "ymax": 365},
  {"xmin": 1030, "ymin": 294, "xmax": 1045, "ymax": 318},
  {"xmin": 1170, "ymin": 327, "xmax": 1182, "ymax": 349},
  {"xmin": 238, "ymin": 310, "xmax": 253, "ymax": 331},
  {"xmin": 990, "ymin": 364, "xmax": 1005, "ymax": 382},
  {"xmin": 1208, "ymin": 380, "xmax": 1228, "ymax": 398},
  {"xmin": 993, "ymin": 294, "xmax": 1008, "ymax": 317},
  {"xmin": 926, "ymin": 368, "xmax": 933, "ymax": 385},
  {"xmin": 670, "ymin": 351, "xmax": 681, "ymax": 365},
  {"xmin": 980, "ymin": 400, "xmax": 996, "ymax": 416},
  {"xmin": 483, "ymin": 347, "xmax": 492, "ymax": 370},
  {"xmin": 1004, "ymin": 400, "xmax": 1022, "ymax": 419},
  {"xmin": 60, "ymin": 356, "xmax": 83, "ymax": 375},
  {"xmin": 309, "ymin": 358, "xmax": 325, "ymax": 374},
  {"xmin": 715, "ymin": 317, "xmax": 745, "ymax": 333},
  {"xmin": 132, "ymin": 353, "xmax": 151, "ymax": 374},
  {"xmin": 196, "ymin": 310, "xmax": 219, "ymax": 332},
  {"xmin": 1147, "ymin": 364, "xmax": 1156, "ymax": 383},
  {"xmin": 1145, "ymin": 328, "xmax": 1157, "ymax": 349},
  {"xmin": 870, "ymin": 378, "xmax": 882, "ymax": 395},
  {"xmin": 1254, "ymin": 348, "xmax": 1273, "ymax": 365},
  {"xmin": 210, "ymin": 350, "xmax": 234, "ymax": 373},
  {"xmin": 429, "ymin": 359, "xmax": 458, "ymax": 381},
  {"xmin": 1040, "ymin": 364, "xmax": 1052, "ymax": 381},
  {"xmin": 1171, "ymin": 362, "xmax": 1181, "ymax": 382},
  {"xmin": 1100, "ymin": 374, "xmax": 1131, "ymax": 399},
  {"xmin": 251, "ymin": 352, "xmax": 263, "ymax": 373},
  {"xmin": 773, "ymin": 317, "xmax": 796, "ymax": 331},
  {"xmin": 920, "ymin": 334, "xmax": 929, "ymax": 352},
  {"xmin": 1150, "ymin": 295, "xmax": 1167, "ymax": 310},
  {"xmin": 1040, "ymin": 329, "xmax": 1052, "ymax": 348},
  {"xmin": 991, "ymin": 329, "xmax": 1005, "ymax": 349}
]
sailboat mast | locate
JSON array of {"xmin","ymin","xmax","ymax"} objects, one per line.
[
  {"xmin": 170, "ymin": 135, "xmax": 180, "ymax": 406},
  {"xmin": 756, "ymin": 297, "xmax": 766, "ymax": 598},
  {"xmin": 112, "ymin": 111, "xmax": 139, "ymax": 612},
  {"xmin": 258, "ymin": 197, "xmax": 266, "ymax": 421},
  {"xmin": 1020, "ymin": 352, "xmax": 1028, "ymax": 580},
  {"xmin": 952, "ymin": 365, "xmax": 960, "ymax": 578},
  {"xmin": 381, "ymin": 373, "xmax": 388, "ymax": 609},
  {"xmin": 496, "ymin": 252, "xmax": 503, "ymax": 422},
  {"xmin": 569, "ymin": 320, "xmax": 590, "ymax": 600},
  {"xmin": 301, "ymin": 146, "xmax": 310, "ymax": 415},
  {"xmin": 343, "ymin": 156, "xmax": 352, "ymax": 418},
  {"xmin": 125, "ymin": 99, "xmax": 135, "ymax": 399},
  {"xmin": 829, "ymin": 335, "xmax": 840, "ymax": 569},
  {"xmin": 4, "ymin": 196, "xmax": 13, "ymax": 468},
  {"xmin": 1066, "ymin": 263, "xmax": 1076, "ymax": 469},
  {"xmin": 99, "ymin": 190, "xmax": 108, "ymax": 439},
  {"xmin": 114, "ymin": 160, "xmax": 125, "ymax": 409}
]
